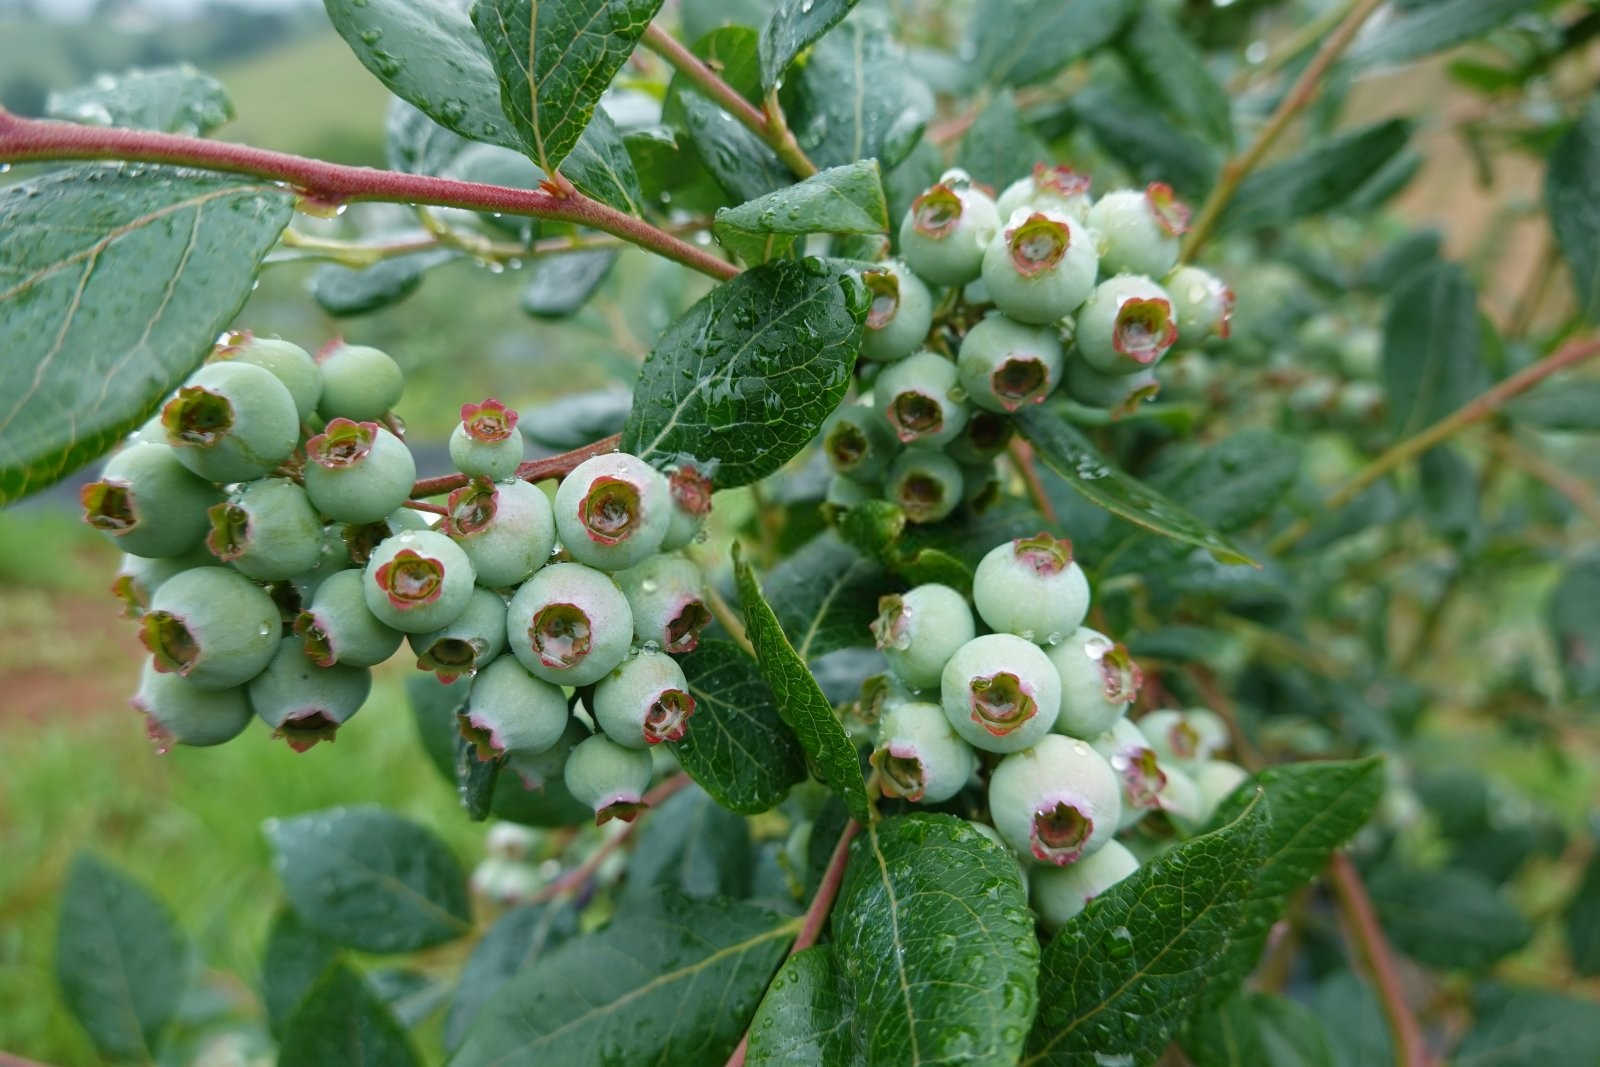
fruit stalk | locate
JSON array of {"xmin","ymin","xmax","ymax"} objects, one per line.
[
  {"xmin": 409, "ymin": 432, "xmax": 622, "ymax": 498},
  {"xmin": 1326, "ymin": 852, "xmax": 1433, "ymax": 1067}
]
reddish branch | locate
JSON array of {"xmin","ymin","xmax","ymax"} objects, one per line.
[
  {"xmin": 410, "ymin": 432, "xmax": 621, "ymax": 498},
  {"xmin": 527, "ymin": 773, "xmax": 694, "ymax": 904},
  {"xmin": 1008, "ymin": 437, "xmax": 1061, "ymax": 527},
  {"xmin": 1327, "ymin": 853, "xmax": 1432, "ymax": 1067}
]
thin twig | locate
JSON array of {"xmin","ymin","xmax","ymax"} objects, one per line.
[
  {"xmin": 762, "ymin": 88, "xmax": 819, "ymax": 179},
  {"xmin": 410, "ymin": 433, "xmax": 621, "ymax": 499},
  {"xmin": 1491, "ymin": 432, "xmax": 1600, "ymax": 529},
  {"xmin": 527, "ymin": 773, "xmax": 694, "ymax": 903},
  {"xmin": 702, "ymin": 578, "xmax": 755, "ymax": 658},
  {"xmin": 1228, "ymin": 0, "xmax": 1361, "ymax": 92},
  {"xmin": 1008, "ymin": 437, "xmax": 1060, "ymax": 527},
  {"xmin": 1327, "ymin": 853, "xmax": 1432, "ymax": 1067},
  {"xmin": 401, "ymin": 499, "xmax": 449, "ymax": 516}
]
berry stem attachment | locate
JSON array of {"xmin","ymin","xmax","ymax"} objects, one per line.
[
  {"xmin": 401, "ymin": 499, "xmax": 449, "ymax": 517},
  {"xmin": 1007, "ymin": 437, "xmax": 1060, "ymax": 528},
  {"xmin": 1179, "ymin": 0, "xmax": 1385, "ymax": 263},
  {"xmin": 527, "ymin": 773, "xmax": 693, "ymax": 904},
  {"xmin": 409, "ymin": 432, "xmax": 622, "ymax": 498},
  {"xmin": 1326, "ymin": 852, "xmax": 1433, "ymax": 1067},
  {"xmin": 0, "ymin": 108, "xmax": 739, "ymax": 281}
]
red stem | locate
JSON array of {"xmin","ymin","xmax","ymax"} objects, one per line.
[
  {"xmin": 527, "ymin": 773, "xmax": 693, "ymax": 904},
  {"xmin": 410, "ymin": 432, "xmax": 621, "ymax": 498},
  {"xmin": 0, "ymin": 109, "xmax": 738, "ymax": 281},
  {"xmin": 1327, "ymin": 852, "xmax": 1432, "ymax": 1067},
  {"xmin": 1008, "ymin": 437, "xmax": 1060, "ymax": 527}
]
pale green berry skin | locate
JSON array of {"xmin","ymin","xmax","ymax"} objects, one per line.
[
  {"xmin": 130, "ymin": 414, "xmax": 166, "ymax": 446},
  {"xmin": 303, "ymin": 424, "xmax": 417, "ymax": 525},
  {"xmin": 972, "ymin": 537, "xmax": 1090, "ymax": 641},
  {"xmin": 846, "ymin": 670, "xmax": 917, "ymax": 741},
  {"xmin": 1341, "ymin": 326, "xmax": 1382, "ymax": 379},
  {"xmin": 248, "ymin": 636, "xmax": 372, "ymax": 744},
  {"xmin": 1030, "ymin": 839, "xmax": 1139, "ymax": 928},
  {"xmin": 820, "ymin": 403, "xmax": 898, "ymax": 483},
  {"xmin": 875, "ymin": 351, "xmax": 967, "ymax": 447},
  {"xmin": 465, "ymin": 654, "xmax": 570, "ymax": 758},
  {"xmin": 449, "ymin": 423, "xmax": 524, "ymax": 482},
  {"xmin": 614, "ymin": 554, "xmax": 710, "ymax": 654},
  {"xmin": 143, "ymin": 566, "xmax": 278, "ymax": 689},
  {"xmin": 824, "ymin": 473, "xmax": 877, "ymax": 513},
  {"xmin": 1075, "ymin": 274, "xmax": 1179, "ymax": 376},
  {"xmin": 216, "ymin": 336, "xmax": 321, "ymax": 421},
  {"xmin": 872, "ymin": 583, "xmax": 976, "ymax": 691},
  {"xmin": 506, "ymin": 562, "xmax": 633, "ymax": 686},
  {"xmin": 289, "ymin": 525, "xmax": 356, "ymax": 605},
  {"xmin": 1090, "ymin": 716, "xmax": 1170, "ymax": 830},
  {"xmin": 554, "ymin": 453, "xmax": 672, "ymax": 572},
  {"xmin": 996, "ymin": 169, "xmax": 1092, "ymax": 223},
  {"xmin": 988, "ymin": 734, "xmax": 1122, "ymax": 865},
  {"xmin": 485, "ymin": 821, "xmax": 539, "ymax": 860},
  {"xmin": 112, "ymin": 550, "xmax": 208, "ymax": 617},
  {"xmin": 1088, "ymin": 189, "xmax": 1180, "ymax": 278},
  {"xmin": 872, "ymin": 700, "xmax": 978, "ymax": 804},
  {"xmin": 1048, "ymin": 627, "xmax": 1135, "ymax": 739},
  {"xmin": 294, "ymin": 569, "xmax": 403, "ymax": 668},
  {"xmin": 410, "ymin": 586, "xmax": 508, "ymax": 682},
  {"xmin": 1163, "ymin": 265, "xmax": 1232, "ymax": 344},
  {"xmin": 659, "ymin": 499, "xmax": 703, "ymax": 553},
  {"xmin": 1174, "ymin": 759, "xmax": 1250, "ymax": 834},
  {"xmin": 940, "ymin": 633, "xmax": 1062, "ymax": 754},
  {"xmin": 316, "ymin": 342, "xmax": 404, "ymax": 421},
  {"xmin": 960, "ymin": 460, "xmax": 1000, "ymax": 507},
  {"xmin": 861, "ymin": 261, "xmax": 935, "ymax": 363},
  {"xmin": 563, "ymin": 733, "xmax": 654, "ymax": 823},
  {"xmin": 899, "ymin": 183, "xmax": 1002, "ymax": 287},
  {"xmin": 362, "ymin": 529, "xmax": 476, "ymax": 634},
  {"xmin": 593, "ymin": 650, "xmax": 696, "ymax": 748},
  {"xmin": 1156, "ymin": 763, "xmax": 1206, "ymax": 828},
  {"xmin": 82, "ymin": 442, "xmax": 220, "ymax": 558},
  {"xmin": 163, "ymin": 361, "xmax": 299, "ymax": 483},
  {"xmin": 957, "ymin": 314, "xmax": 1066, "ymax": 414},
  {"xmin": 132, "ymin": 660, "xmax": 252, "ymax": 749},
  {"xmin": 1137, "ymin": 708, "xmax": 1228, "ymax": 769},
  {"xmin": 943, "ymin": 410, "xmax": 1014, "ymax": 465},
  {"xmin": 1064, "ymin": 357, "xmax": 1160, "ymax": 410},
  {"xmin": 886, "ymin": 448, "xmax": 963, "ymax": 525},
  {"xmin": 208, "ymin": 478, "xmax": 323, "ymax": 581},
  {"xmin": 449, "ymin": 479, "xmax": 556, "ymax": 588},
  {"xmin": 982, "ymin": 210, "xmax": 1100, "ymax": 325}
]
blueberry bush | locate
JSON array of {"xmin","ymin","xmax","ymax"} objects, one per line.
[{"xmin": 3, "ymin": 0, "xmax": 1599, "ymax": 1064}]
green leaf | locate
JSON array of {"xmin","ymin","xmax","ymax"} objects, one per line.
[
  {"xmin": 1545, "ymin": 96, "xmax": 1600, "ymax": 322},
  {"xmin": 558, "ymin": 107, "xmax": 651, "ymax": 215},
  {"xmin": 1550, "ymin": 554, "xmax": 1600, "ymax": 700},
  {"xmin": 1025, "ymin": 793, "xmax": 1267, "ymax": 1067},
  {"xmin": 262, "ymin": 907, "xmax": 340, "ymax": 1040},
  {"xmin": 473, "ymin": 0, "xmax": 665, "ymax": 175},
  {"xmin": 1505, "ymin": 379, "xmax": 1600, "ymax": 431},
  {"xmin": 311, "ymin": 249, "xmax": 459, "ymax": 317},
  {"xmin": 387, "ymin": 97, "xmax": 478, "ymax": 174},
  {"xmin": 685, "ymin": 0, "xmax": 776, "ymax": 40},
  {"xmin": 1314, "ymin": 972, "xmax": 1393, "ymax": 1067},
  {"xmin": 453, "ymin": 893, "xmax": 796, "ymax": 1065},
  {"xmin": 1015, "ymin": 406, "xmax": 1254, "ymax": 565},
  {"xmin": 662, "ymin": 26, "xmax": 789, "ymax": 202},
  {"xmin": 455, "ymin": 722, "xmax": 505, "ymax": 821},
  {"xmin": 279, "ymin": 962, "xmax": 423, "ymax": 1067},
  {"xmin": 764, "ymin": 531, "xmax": 892, "ymax": 661},
  {"xmin": 264, "ymin": 805, "xmax": 473, "ymax": 953},
  {"xmin": 1350, "ymin": 0, "xmax": 1543, "ymax": 68},
  {"xmin": 1148, "ymin": 429, "xmax": 1304, "ymax": 533},
  {"xmin": 621, "ymin": 785, "xmax": 754, "ymax": 903},
  {"xmin": 521, "ymin": 249, "xmax": 618, "ymax": 318},
  {"xmin": 1183, "ymin": 991, "xmax": 1336, "ymax": 1067},
  {"xmin": 890, "ymin": 496, "xmax": 1050, "ymax": 593},
  {"xmin": 884, "ymin": 138, "xmax": 945, "ymax": 234},
  {"xmin": 1366, "ymin": 865, "xmax": 1532, "ymax": 970},
  {"xmin": 1068, "ymin": 83, "xmax": 1221, "ymax": 197},
  {"xmin": 1220, "ymin": 120, "xmax": 1413, "ymax": 233},
  {"xmin": 713, "ymin": 160, "xmax": 888, "ymax": 265},
  {"xmin": 956, "ymin": 90, "xmax": 1050, "ymax": 191},
  {"xmin": 46, "ymin": 64, "xmax": 233, "ymax": 136},
  {"xmin": 833, "ymin": 814, "xmax": 1038, "ymax": 1065},
  {"xmin": 445, "ymin": 902, "xmax": 580, "ymax": 1051},
  {"xmin": 55, "ymin": 853, "xmax": 188, "ymax": 1061},
  {"xmin": 1381, "ymin": 261, "xmax": 1489, "ymax": 437},
  {"xmin": 671, "ymin": 639, "xmax": 809, "ymax": 815},
  {"xmin": 735, "ymin": 547, "xmax": 871, "ymax": 820},
  {"xmin": 759, "ymin": 0, "xmax": 860, "ymax": 90},
  {"xmin": 621, "ymin": 259, "xmax": 867, "ymax": 489},
  {"xmin": 0, "ymin": 165, "xmax": 292, "ymax": 504},
  {"xmin": 1567, "ymin": 844, "xmax": 1600, "ymax": 975},
  {"xmin": 1454, "ymin": 987, "xmax": 1600, "ymax": 1066},
  {"xmin": 1117, "ymin": 6, "xmax": 1232, "ymax": 147},
  {"xmin": 970, "ymin": 0, "xmax": 1134, "ymax": 87},
  {"xmin": 746, "ymin": 946, "xmax": 858, "ymax": 1066}
]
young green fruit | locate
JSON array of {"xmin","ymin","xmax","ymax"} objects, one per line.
[
  {"xmin": 485, "ymin": 821, "xmax": 539, "ymax": 861},
  {"xmin": 860, "ymin": 261, "xmax": 935, "ymax": 363},
  {"xmin": 249, "ymin": 636, "xmax": 372, "ymax": 751},
  {"xmin": 362, "ymin": 528, "xmax": 476, "ymax": 633},
  {"xmin": 339, "ymin": 507, "xmax": 429, "ymax": 567},
  {"xmin": 462, "ymin": 654, "xmax": 570, "ymax": 760},
  {"xmin": 1138, "ymin": 708, "xmax": 1229, "ymax": 768},
  {"xmin": 1074, "ymin": 274, "xmax": 1180, "ymax": 375},
  {"xmin": 886, "ymin": 448, "xmax": 964, "ymax": 525},
  {"xmin": 1087, "ymin": 183, "xmax": 1190, "ymax": 278},
  {"xmin": 205, "ymin": 477, "xmax": 323, "ymax": 581},
  {"xmin": 141, "ymin": 566, "xmax": 279, "ymax": 689},
  {"xmin": 982, "ymin": 210, "xmax": 1099, "ymax": 324},
  {"xmin": 943, "ymin": 409, "xmax": 1014, "ymax": 465},
  {"xmin": 161, "ymin": 361, "xmax": 299, "ymax": 483},
  {"xmin": 996, "ymin": 163, "xmax": 1093, "ymax": 223},
  {"xmin": 1170, "ymin": 759, "xmax": 1251, "ymax": 835},
  {"xmin": 870, "ymin": 700, "xmax": 978, "ymax": 804},
  {"xmin": 506, "ymin": 561, "xmax": 633, "ymax": 686},
  {"xmin": 111, "ymin": 550, "xmax": 208, "ymax": 617},
  {"xmin": 898, "ymin": 174, "xmax": 1001, "ymax": 286},
  {"xmin": 972, "ymin": 533, "xmax": 1090, "ymax": 641},
  {"xmin": 554, "ymin": 452, "xmax": 672, "ymax": 571},
  {"xmin": 446, "ymin": 477, "xmax": 556, "ymax": 588},
  {"xmin": 1163, "ymin": 265, "xmax": 1234, "ymax": 344},
  {"xmin": 614, "ymin": 554, "xmax": 711, "ymax": 654},
  {"xmin": 410, "ymin": 586, "xmax": 508, "ymax": 683},
  {"xmin": 824, "ymin": 472, "xmax": 877, "ymax": 516},
  {"xmin": 131, "ymin": 660, "xmax": 253, "ymax": 752},
  {"xmin": 940, "ymin": 633, "xmax": 1062, "ymax": 753},
  {"xmin": 81, "ymin": 442, "xmax": 220, "ymax": 559},
  {"xmin": 988, "ymin": 734, "xmax": 1122, "ymax": 865},
  {"xmin": 316, "ymin": 340, "xmax": 405, "ymax": 421},
  {"xmin": 1090, "ymin": 717, "xmax": 1169, "ymax": 829},
  {"xmin": 1029, "ymin": 839, "xmax": 1139, "ymax": 928},
  {"xmin": 449, "ymin": 398, "xmax": 525, "ymax": 482},
  {"xmin": 213, "ymin": 331, "xmax": 322, "ymax": 421},
  {"xmin": 563, "ymin": 733, "xmax": 654, "ymax": 824},
  {"xmin": 1048, "ymin": 627, "xmax": 1142, "ymax": 739},
  {"xmin": 1063, "ymin": 357, "xmax": 1160, "ymax": 414},
  {"xmin": 875, "ymin": 350, "xmax": 967, "ymax": 447},
  {"xmin": 293, "ymin": 568, "xmax": 404, "ymax": 668},
  {"xmin": 659, "ymin": 464, "xmax": 714, "ymax": 552},
  {"xmin": 820, "ymin": 403, "xmax": 898, "ymax": 483},
  {"xmin": 870, "ymin": 583, "xmax": 976, "ymax": 691},
  {"xmin": 956, "ymin": 314, "xmax": 1066, "ymax": 413},
  {"xmin": 593, "ymin": 650, "xmax": 696, "ymax": 748},
  {"xmin": 303, "ymin": 419, "xmax": 418, "ymax": 525}
]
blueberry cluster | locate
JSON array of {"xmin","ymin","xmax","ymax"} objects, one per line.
[
  {"xmin": 83, "ymin": 332, "xmax": 715, "ymax": 825},
  {"xmin": 856, "ymin": 532, "xmax": 1248, "ymax": 925},
  {"xmin": 820, "ymin": 165, "xmax": 1232, "ymax": 522}
]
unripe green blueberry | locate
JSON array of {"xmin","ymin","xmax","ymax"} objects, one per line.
[
  {"xmin": 824, "ymin": 472, "xmax": 877, "ymax": 515},
  {"xmin": 658, "ymin": 464, "xmax": 714, "ymax": 552},
  {"xmin": 141, "ymin": 566, "xmax": 278, "ymax": 689},
  {"xmin": 129, "ymin": 414, "xmax": 166, "ymax": 446},
  {"xmin": 293, "ymin": 568, "xmax": 404, "ymax": 668},
  {"xmin": 959, "ymin": 459, "xmax": 1000, "ymax": 508},
  {"xmin": 362, "ymin": 529, "xmax": 476, "ymax": 633},
  {"xmin": 1074, "ymin": 274, "xmax": 1180, "ymax": 375},
  {"xmin": 470, "ymin": 856, "xmax": 542, "ymax": 905},
  {"xmin": 248, "ymin": 636, "xmax": 372, "ymax": 751},
  {"xmin": 972, "ymin": 533, "xmax": 1090, "ymax": 641},
  {"xmin": 1086, "ymin": 183, "xmax": 1189, "ymax": 278},
  {"xmin": 131, "ymin": 660, "xmax": 252, "ymax": 751},
  {"xmin": 554, "ymin": 453, "xmax": 672, "ymax": 571},
  {"xmin": 870, "ymin": 583, "xmax": 976, "ymax": 691},
  {"xmin": 339, "ymin": 507, "xmax": 429, "ymax": 567},
  {"xmin": 506, "ymin": 562, "xmax": 633, "ymax": 686},
  {"xmin": 503, "ymin": 716, "xmax": 590, "ymax": 798},
  {"xmin": 315, "ymin": 340, "xmax": 404, "ymax": 421},
  {"xmin": 593, "ymin": 650, "xmax": 696, "ymax": 748},
  {"xmin": 1170, "ymin": 759, "xmax": 1251, "ymax": 835},
  {"xmin": 449, "ymin": 398, "xmax": 525, "ymax": 481},
  {"xmin": 81, "ymin": 442, "xmax": 220, "ymax": 558},
  {"xmin": 957, "ymin": 314, "xmax": 1066, "ymax": 413},
  {"xmin": 485, "ymin": 821, "xmax": 539, "ymax": 861},
  {"xmin": 987, "ymin": 734, "xmax": 1122, "ymax": 865},
  {"xmin": 943, "ymin": 410, "xmax": 1014, "ymax": 465},
  {"xmin": 303, "ymin": 419, "xmax": 418, "ymax": 525},
  {"xmin": 614, "ymin": 554, "xmax": 710, "ymax": 654},
  {"xmin": 1064, "ymin": 357, "xmax": 1160, "ymax": 413},
  {"xmin": 563, "ymin": 733, "xmax": 654, "ymax": 824},
  {"xmin": 941, "ymin": 633, "xmax": 1061, "ymax": 753},
  {"xmin": 898, "ymin": 174, "xmax": 1001, "ymax": 286},
  {"xmin": 410, "ymin": 586, "xmax": 507, "ymax": 683},
  {"xmin": 845, "ymin": 671, "xmax": 917, "ymax": 740},
  {"xmin": 161, "ymin": 361, "xmax": 299, "ymax": 483},
  {"xmin": 996, "ymin": 164, "xmax": 1093, "ymax": 223},
  {"xmin": 1047, "ymin": 627, "xmax": 1142, "ymax": 739},
  {"xmin": 1336, "ymin": 381, "xmax": 1386, "ymax": 422},
  {"xmin": 463, "ymin": 654, "xmax": 570, "ymax": 760},
  {"xmin": 1155, "ymin": 763, "xmax": 1206, "ymax": 827},
  {"xmin": 212, "ymin": 331, "xmax": 321, "ymax": 421},
  {"xmin": 1162, "ymin": 266, "xmax": 1234, "ymax": 344},
  {"xmin": 871, "ymin": 700, "xmax": 978, "ymax": 803},
  {"xmin": 820, "ymin": 403, "xmax": 898, "ymax": 483},
  {"xmin": 1090, "ymin": 717, "xmax": 1170, "ymax": 829},
  {"xmin": 860, "ymin": 261, "xmax": 934, "ymax": 362},
  {"xmin": 446, "ymin": 478, "xmax": 556, "ymax": 588},
  {"xmin": 875, "ymin": 351, "xmax": 967, "ymax": 447},
  {"xmin": 982, "ymin": 210, "xmax": 1099, "ymax": 325},
  {"xmin": 1341, "ymin": 326, "xmax": 1382, "ymax": 380},
  {"xmin": 111, "ymin": 549, "xmax": 209, "ymax": 617},
  {"xmin": 205, "ymin": 478, "xmax": 323, "ymax": 581},
  {"xmin": 886, "ymin": 448, "xmax": 963, "ymax": 525},
  {"xmin": 1138, "ymin": 708, "xmax": 1228, "ymax": 768},
  {"xmin": 1029, "ymin": 839, "xmax": 1139, "ymax": 928}
]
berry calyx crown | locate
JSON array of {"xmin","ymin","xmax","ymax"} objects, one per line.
[
  {"xmin": 871, "ymin": 741, "xmax": 928, "ymax": 801},
  {"xmin": 529, "ymin": 601, "xmax": 592, "ymax": 668},
  {"xmin": 911, "ymin": 183, "xmax": 964, "ymax": 238},
  {"xmin": 968, "ymin": 670, "xmax": 1038, "ymax": 736},
  {"xmin": 1112, "ymin": 297, "xmax": 1178, "ymax": 364},
  {"xmin": 460, "ymin": 398, "xmax": 518, "ymax": 443},
  {"xmin": 306, "ymin": 418, "xmax": 377, "ymax": 469},
  {"xmin": 863, "ymin": 269, "xmax": 901, "ymax": 329},
  {"xmin": 374, "ymin": 548, "xmax": 446, "ymax": 609},
  {"xmin": 446, "ymin": 479, "xmax": 500, "ymax": 536},
  {"xmin": 577, "ymin": 475, "xmax": 643, "ymax": 545},
  {"xmin": 1005, "ymin": 212, "xmax": 1071, "ymax": 277},
  {"xmin": 1013, "ymin": 532, "xmax": 1074, "ymax": 575},
  {"xmin": 1145, "ymin": 182, "xmax": 1191, "ymax": 237},
  {"xmin": 161, "ymin": 384, "xmax": 234, "ymax": 448}
]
